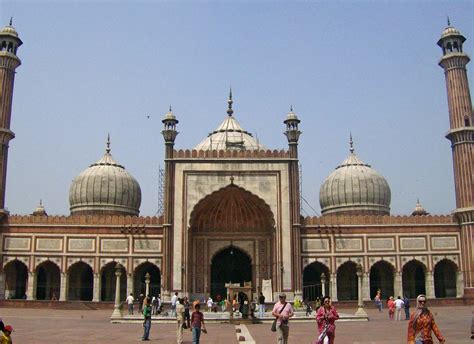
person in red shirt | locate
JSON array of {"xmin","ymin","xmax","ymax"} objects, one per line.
[
  {"xmin": 407, "ymin": 294, "xmax": 445, "ymax": 344},
  {"xmin": 191, "ymin": 303, "xmax": 207, "ymax": 343},
  {"xmin": 316, "ymin": 296, "xmax": 339, "ymax": 344},
  {"xmin": 387, "ymin": 296, "xmax": 395, "ymax": 320}
]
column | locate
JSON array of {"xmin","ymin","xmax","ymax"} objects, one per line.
[
  {"xmin": 126, "ymin": 273, "xmax": 133, "ymax": 296},
  {"xmin": 330, "ymin": 273, "xmax": 337, "ymax": 301},
  {"xmin": 321, "ymin": 273, "xmax": 327, "ymax": 297},
  {"xmin": 0, "ymin": 272, "xmax": 5, "ymax": 299},
  {"xmin": 425, "ymin": 271, "xmax": 435, "ymax": 299},
  {"xmin": 111, "ymin": 264, "xmax": 123, "ymax": 319},
  {"xmin": 394, "ymin": 272, "xmax": 403, "ymax": 298},
  {"xmin": 92, "ymin": 273, "xmax": 100, "ymax": 302},
  {"xmin": 145, "ymin": 272, "xmax": 151, "ymax": 297},
  {"xmin": 26, "ymin": 271, "xmax": 36, "ymax": 300},
  {"xmin": 362, "ymin": 272, "xmax": 370, "ymax": 301},
  {"xmin": 355, "ymin": 264, "xmax": 367, "ymax": 317},
  {"xmin": 59, "ymin": 272, "xmax": 68, "ymax": 301},
  {"xmin": 456, "ymin": 271, "xmax": 464, "ymax": 298}
]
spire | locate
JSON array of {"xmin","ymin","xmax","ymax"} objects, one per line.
[
  {"xmin": 227, "ymin": 87, "xmax": 233, "ymax": 116},
  {"xmin": 290, "ymin": 105, "xmax": 293, "ymax": 112},
  {"xmin": 349, "ymin": 133, "xmax": 354, "ymax": 153},
  {"xmin": 169, "ymin": 104, "xmax": 172, "ymax": 112},
  {"xmin": 106, "ymin": 133, "xmax": 111, "ymax": 154},
  {"xmin": 9, "ymin": 17, "xmax": 12, "ymax": 26},
  {"xmin": 447, "ymin": 15, "xmax": 451, "ymax": 26}
]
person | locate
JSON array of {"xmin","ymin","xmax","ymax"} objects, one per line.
[
  {"xmin": 171, "ymin": 292, "xmax": 178, "ymax": 317},
  {"xmin": 407, "ymin": 294, "xmax": 445, "ymax": 344},
  {"xmin": 387, "ymin": 296, "xmax": 395, "ymax": 320},
  {"xmin": 403, "ymin": 295, "xmax": 410, "ymax": 320},
  {"xmin": 151, "ymin": 295, "xmax": 158, "ymax": 315},
  {"xmin": 191, "ymin": 303, "xmax": 207, "ymax": 344},
  {"xmin": 316, "ymin": 296, "xmax": 339, "ymax": 344},
  {"xmin": 183, "ymin": 296, "xmax": 191, "ymax": 328},
  {"xmin": 142, "ymin": 297, "xmax": 152, "ymax": 341},
  {"xmin": 315, "ymin": 297, "xmax": 321, "ymax": 311},
  {"xmin": 207, "ymin": 296, "xmax": 213, "ymax": 313},
  {"xmin": 271, "ymin": 293, "xmax": 294, "ymax": 344},
  {"xmin": 304, "ymin": 298, "xmax": 313, "ymax": 316},
  {"xmin": 138, "ymin": 293, "xmax": 145, "ymax": 314},
  {"xmin": 126, "ymin": 293, "xmax": 134, "ymax": 315},
  {"xmin": 1, "ymin": 325, "xmax": 13, "ymax": 344},
  {"xmin": 232, "ymin": 295, "xmax": 238, "ymax": 313},
  {"xmin": 394, "ymin": 296, "xmax": 405, "ymax": 321},
  {"xmin": 176, "ymin": 297, "xmax": 185, "ymax": 344},
  {"xmin": 374, "ymin": 293, "xmax": 382, "ymax": 312},
  {"xmin": 258, "ymin": 292, "xmax": 266, "ymax": 318},
  {"xmin": 157, "ymin": 294, "xmax": 162, "ymax": 315},
  {"xmin": 51, "ymin": 292, "xmax": 57, "ymax": 301}
]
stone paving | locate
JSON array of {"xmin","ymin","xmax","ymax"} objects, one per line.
[{"xmin": 0, "ymin": 305, "xmax": 471, "ymax": 343}]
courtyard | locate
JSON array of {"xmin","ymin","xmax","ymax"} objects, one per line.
[{"xmin": 0, "ymin": 305, "xmax": 471, "ymax": 343}]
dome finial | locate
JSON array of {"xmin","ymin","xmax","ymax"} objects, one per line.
[
  {"xmin": 290, "ymin": 105, "xmax": 293, "ymax": 112},
  {"xmin": 169, "ymin": 104, "xmax": 172, "ymax": 112},
  {"xmin": 106, "ymin": 133, "xmax": 111, "ymax": 153},
  {"xmin": 227, "ymin": 87, "xmax": 233, "ymax": 116},
  {"xmin": 447, "ymin": 15, "xmax": 451, "ymax": 26},
  {"xmin": 9, "ymin": 17, "xmax": 13, "ymax": 26},
  {"xmin": 349, "ymin": 132, "xmax": 354, "ymax": 153}
]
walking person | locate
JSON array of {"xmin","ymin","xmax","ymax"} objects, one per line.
[
  {"xmin": 374, "ymin": 293, "xmax": 382, "ymax": 312},
  {"xmin": 171, "ymin": 292, "xmax": 178, "ymax": 317},
  {"xmin": 126, "ymin": 293, "xmax": 134, "ymax": 315},
  {"xmin": 176, "ymin": 297, "xmax": 185, "ymax": 344},
  {"xmin": 1, "ymin": 325, "xmax": 13, "ymax": 344},
  {"xmin": 258, "ymin": 292, "xmax": 266, "ymax": 318},
  {"xmin": 142, "ymin": 297, "xmax": 152, "ymax": 341},
  {"xmin": 394, "ymin": 296, "xmax": 405, "ymax": 321},
  {"xmin": 138, "ymin": 293, "xmax": 145, "ymax": 314},
  {"xmin": 387, "ymin": 296, "xmax": 395, "ymax": 320},
  {"xmin": 207, "ymin": 296, "xmax": 213, "ymax": 313},
  {"xmin": 403, "ymin": 295, "xmax": 411, "ymax": 320},
  {"xmin": 191, "ymin": 303, "xmax": 207, "ymax": 344},
  {"xmin": 271, "ymin": 293, "xmax": 294, "ymax": 344},
  {"xmin": 407, "ymin": 294, "xmax": 445, "ymax": 344},
  {"xmin": 316, "ymin": 296, "xmax": 339, "ymax": 344},
  {"xmin": 183, "ymin": 296, "xmax": 191, "ymax": 328}
]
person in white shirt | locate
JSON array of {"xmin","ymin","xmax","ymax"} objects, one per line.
[
  {"xmin": 207, "ymin": 297, "xmax": 213, "ymax": 312},
  {"xmin": 171, "ymin": 292, "xmax": 178, "ymax": 317},
  {"xmin": 126, "ymin": 293, "xmax": 134, "ymax": 315},
  {"xmin": 394, "ymin": 296, "xmax": 405, "ymax": 321}
]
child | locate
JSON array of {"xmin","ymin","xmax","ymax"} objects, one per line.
[
  {"xmin": 191, "ymin": 303, "xmax": 207, "ymax": 344},
  {"xmin": 1, "ymin": 325, "xmax": 13, "ymax": 344}
]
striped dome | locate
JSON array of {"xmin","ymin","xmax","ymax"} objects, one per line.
[{"xmin": 69, "ymin": 138, "xmax": 141, "ymax": 216}]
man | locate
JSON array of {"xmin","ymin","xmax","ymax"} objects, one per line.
[
  {"xmin": 271, "ymin": 293, "xmax": 294, "ymax": 344},
  {"xmin": 142, "ymin": 297, "xmax": 152, "ymax": 341},
  {"xmin": 258, "ymin": 292, "xmax": 266, "ymax": 318},
  {"xmin": 126, "ymin": 293, "xmax": 134, "ymax": 315},
  {"xmin": 176, "ymin": 297, "xmax": 185, "ymax": 344},
  {"xmin": 138, "ymin": 293, "xmax": 145, "ymax": 314},
  {"xmin": 394, "ymin": 296, "xmax": 405, "ymax": 321},
  {"xmin": 171, "ymin": 291, "xmax": 178, "ymax": 317},
  {"xmin": 403, "ymin": 295, "xmax": 410, "ymax": 320}
]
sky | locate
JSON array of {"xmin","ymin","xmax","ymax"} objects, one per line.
[{"xmin": 1, "ymin": 1, "xmax": 472, "ymax": 217}]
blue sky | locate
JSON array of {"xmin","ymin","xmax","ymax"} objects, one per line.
[{"xmin": 1, "ymin": 1, "xmax": 472, "ymax": 216}]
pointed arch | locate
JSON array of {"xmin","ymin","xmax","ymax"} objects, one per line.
[
  {"xmin": 35, "ymin": 260, "xmax": 60, "ymax": 300},
  {"xmin": 337, "ymin": 261, "xmax": 358, "ymax": 300},
  {"xmin": 434, "ymin": 259, "xmax": 458, "ymax": 298},
  {"xmin": 67, "ymin": 261, "xmax": 93, "ymax": 301},
  {"xmin": 402, "ymin": 259, "xmax": 427, "ymax": 298},
  {"xmin": 303, "ymin": 261, "xmax": 330, "ymax": 300},
  {"xmin": 4, "ymin": 259, "xmax": 28, "ymax": 299},
  {"xmin": 133, "ymin": 262, "xmax": 161, "ymax": 297},
  {"xmin": 101, "ymin": 262, "xmax": 127, "ymax": 301},
  {"xmin": 369, "ymin": 260, "xmax": 394, "ymax": 299}
]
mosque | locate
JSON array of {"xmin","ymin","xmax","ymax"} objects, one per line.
[{"xmin": 0, "ymin": 20, "xmax": 472, "ymax": 305}]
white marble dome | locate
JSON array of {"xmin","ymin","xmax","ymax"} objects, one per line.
[
  {"xmin": 69, "ymin": 139, "xmax": 141, "ymax": 216},
  {"xmin": 319, "ymin": 143, "xmax": 391, "ymax": 215}
]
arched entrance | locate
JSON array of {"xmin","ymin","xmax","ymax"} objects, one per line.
[
  {"xmin": 303, "ymin": 262, "xmax": 330, "ymax": 300},
  {"xmin": 402, "ymin": 260, "xmax": 426, "ymax": 298},
  {"xmin": 188, "ymin": 183, "xmax": 275, "ymax": 298},
  {"xmin": 134, "ymin": 262, "xmax": 161, "ymax": 298},
  {"xmin": 210, "ymin": 246, "xmax": 252, "ymax": 299},
  {"xmin": 4, "ymin": 260, "xmax": 28, "ymax": 299},
  {"xmin": 68, "ymin": 262, "xmax": 93, "ymax": 301},
  {"xmin": 434, "ymin": 259, "xmax": 457, "ymax": 298},
  {"xmin": 337, "ymin": 261, "xmax": 358, "ymax": 301},
  {"xmin": 370, "ymin": 261, "xmax": 394, "ymax": 299},
  {"xmin": 101, "ymin": 262, "xmax": 127, "ymax": 301},
  {"xmin": 35, "ymin": 261, "xmax": 60, "ymax": 300}
]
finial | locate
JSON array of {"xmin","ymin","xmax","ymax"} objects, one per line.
[
  {"xmin": 447, "ymin": 16, "xmax": 451, "ymax": 26},
  {"xmin": 230, "ymin": 176, "xmax": 234, "ymax": 184},
  {"xmin": 106, "ymin": 133, "xmax": 111, "ymax": 153},
  {"xmin": 290, "ymin": 105, "xmax": 293, "ymax": 112},
  {"xmin": 169, "ymin": 105, "xmax": 172, "ymax": 112},
  {"xmin": 39, "ymin": 199, "xmax": 42, "ymax": 206},
  {"xmin": 349, "ymin": 132, "xmax": 354, "ymax": 153},
  {"xmin": 9, "ymin": 17, "xmax": 12, "ymax": 26},
  {"xmin": 227, "ymin": 87, "xmax": 234, "ymax": 116}
]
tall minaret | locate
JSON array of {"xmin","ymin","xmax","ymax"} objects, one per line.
[
  {"xmin": 438, "ymin": 21, "xmax": 474, "ymax": 296},
  {"xmin": 284, "ymin": 107, "xmax": 303, "ymax": 297},
  {"xmin": 0, "ymin": 20, "xmax": 22, "ymax": 217}
]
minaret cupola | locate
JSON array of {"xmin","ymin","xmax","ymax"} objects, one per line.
[
  {"xmin": 161, "ymin": 106, "xmax": 179, "ymax": 145},
  {"xmin": 437, "ymin": 18, "xmax": 466, "ymax": 56}
]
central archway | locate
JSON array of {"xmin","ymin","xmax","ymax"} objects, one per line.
[{"xmin": 210, "ymin": 246, "xmax": 252, "ymax": 299}]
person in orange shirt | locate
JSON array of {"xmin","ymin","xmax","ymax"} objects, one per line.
[
  {"xmin": 387, "ymin": 296, "xmax": 395, "ymax": 320},
  {"xmin": 407, "ymin": 294, "xmax": 445, "ymax": 344}
]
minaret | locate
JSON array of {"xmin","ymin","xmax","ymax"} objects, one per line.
[
  {"xmin": 0, "ymin": 20, "xmax": 22, "ymax": 217},
  {"xmin": 438, "ymin": 21, "xmax": 474, "ymax": 295},
  {"xmin": 161, "ymin": 106, "xmax": 178, "ymax": 300},
  {"xmin": 284, "ymin": 106, "xmax": 303, "ymax": 297}
]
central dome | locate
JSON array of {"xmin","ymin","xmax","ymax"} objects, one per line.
[
  {"xmin": 319, "ymin": 139, "xmax": 391, "ymax": 215},
  {"xmin": 69, "ymin": 137, "xmax": 141, "ymax": 216}
]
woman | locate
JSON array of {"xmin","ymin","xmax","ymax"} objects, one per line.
[
  {"xmin": 316, "ymin": 296, "xmax": 339, "ymax": 344},
  {"xmin": 407, "ymin": 294, "xmax": 445, "ymax": 344},
  {"xmin": 387, "ymin": 296, "xmax": 395, "ymax": 320}
]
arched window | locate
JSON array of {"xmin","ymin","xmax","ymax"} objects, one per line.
[
  {"xmin": 446, "ymin": 42, "xmax": 453, "ymax": 53},
  {"xmin": 7, "ymin": 42, "xmax": 13, "ymax": 52},
  {"xmin": 453, "ymin": 41, "xmax": 459, "ymax": 52},
  {"xmin": 0, "ymin": 41, "xmax": 6, "ymax": 51},
  {"xmin": 464, "ymin": 116, "xmax": 471, "ymax": 127},
  {"xmin": 303, "ymin": 262, "xmax": 330, "ymax": 300}
]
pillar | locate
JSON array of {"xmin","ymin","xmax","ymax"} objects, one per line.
[
  {"xmin": 0, "ymin": 271, "xmax": 5, "ymax": 299},
  {"xmin": 355, "ymin": 265, "xmax": 367, "ymax": 317},
  {"xmin": 425, "ymin": 271, "xmax": 435, "ymax": 299},
  {"xmin": 26, "ymin": 271, "xmax": 36, "ymax": 300},
  {"xmin": 111, "ymin": 264, "xmax": 123, "ymax": 319},
  {"xmin": 59, "ymin": 272, "xmax": 68, "ymax": 301},
  {"xmin": 456, "ymin": 271, "xmax": 464, "ymax": 298},
  {"xmin": 145, "ymin": 272, "xmax": 151, "ymax": 297},
  {"xmin": 92, "ymin": 273, "xmax": 100, "ymax": 302},
  {"xmin": 394, "ymin": 272, "xmax": 403, "ymax": 297},
  {"xmin": 330, "ymin": 273, "xmax": 337, "ymax": 301},
  {"xmin": 362, "ymin": 272, "xmax": 370, "ymax": 301},
  {"xmin": 126, "ymin": 273, "xmax": 133, "ymax": 296},
  {"xmin": 321, "ymin": 273, "xmax": 326, "ymax": 297}
]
